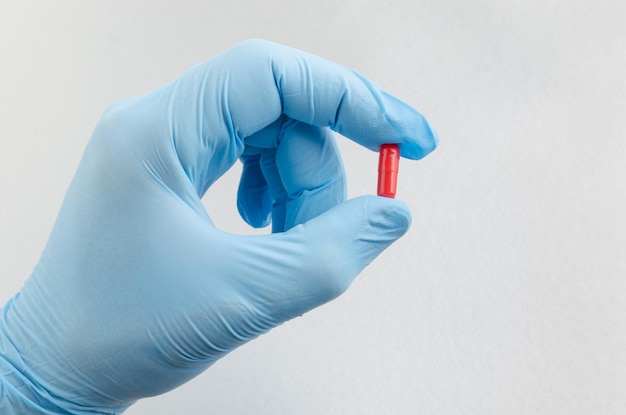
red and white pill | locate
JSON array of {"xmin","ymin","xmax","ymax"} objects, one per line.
[{"xmin": 377, "ymin": 144, "xmax": 400, "ymax": 198}]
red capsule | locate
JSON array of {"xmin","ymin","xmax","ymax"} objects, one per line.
[{"xmin": 377, "ymin": 144, "xmax": 400, "ymax": 198}]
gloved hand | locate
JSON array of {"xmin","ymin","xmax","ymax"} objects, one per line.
[{"xmin": 0, "ymin": 39, "xmax": 437, "ymax": 414}]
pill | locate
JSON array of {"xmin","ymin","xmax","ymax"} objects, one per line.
[{"xmin": 377, "ymin": 144, "xmax": 400, "ymax": 198}]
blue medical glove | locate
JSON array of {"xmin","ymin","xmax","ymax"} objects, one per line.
[{"xmin": 0, "ymin": 40, "xmax": 437, "ymax": 414}]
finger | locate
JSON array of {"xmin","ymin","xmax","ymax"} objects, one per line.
[
  {"xmin": 220, "ymin": 39, "xmax": 438, "ymax": 160},
  {"xmin": 142, "ymin": 196, "xmax": 411, "ymax": 367},
  {"xmin": 259, "ymin": 148, "xmax": 288, "ymax": 232},
  {"xmin": 238, "ymin": 120, "xmax": 346, "ymax": 232},
  {"xmin": 275, "ymin": 120, "xmax": 346, "ymax": 230},
  {"xmin": 237, "ymin": 195, "xmax": 412, "ymax": 324},
  {"xmin": 156, "ymin": 39, "xmax": 437, "ymax": 198},
  {"xmin": 237, "ymin": 151, "xmax": 272, "ymax": 228},
  {"xmin": 237, "ymin": 117, "xmax": 286, "ymax": 230}
]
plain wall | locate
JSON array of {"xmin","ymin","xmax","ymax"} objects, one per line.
[{"xmin": 1, "ymin": 1, "xmax": 624, "ymax": 414}]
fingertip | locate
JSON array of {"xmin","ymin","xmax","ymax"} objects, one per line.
[
  {"xmin": 407, "ymin": 123, "xmax": 439, "ymax": 160},
  {"xmin": 304, "ymin": 195, "xmax": 412, "ymax": 255},
  {"xmin": 367, "ymin": 196, "xmax": 412, "ymax": 239},
  {"xmin": 236, "ymin": 196, "xmax": 272, "ymax": 228},
  {"xmin": 237, "ymin": 154, "xmax": 273, "ymax": 228},
  {"xmin": 394, "ymin": 107, "xmax": 439, "ymax": 160}
]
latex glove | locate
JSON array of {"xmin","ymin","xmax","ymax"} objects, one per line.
[{"xmin": 0, "ymin": 40, "xmax": 437, "ymax": 414}]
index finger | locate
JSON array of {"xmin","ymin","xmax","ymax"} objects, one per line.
[{"xmin": 216, "ymin": 40, "xmax": 438, "ymax": 160}]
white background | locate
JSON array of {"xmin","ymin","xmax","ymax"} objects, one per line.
[{"xmin": 1, "ymin": 1, "xmax": 625, "ymax": 414}]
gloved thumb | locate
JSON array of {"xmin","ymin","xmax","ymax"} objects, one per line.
[
  {"xmin": 140, "ymin": 195, "xmax": 412, "ymax": 363},
  {"xmin": 253, "ymin": 195, "xmax": 412, "ymax": 323}
]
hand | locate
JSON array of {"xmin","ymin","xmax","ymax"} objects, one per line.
[{"xmin": 0, "ymin": 39, "xmax": 437, "ymax": 414}]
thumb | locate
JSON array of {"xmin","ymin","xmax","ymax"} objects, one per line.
[
  {"xmin": 138, "ymin": 195, "xmax": 411, "ymax": 365},
  {"xmin": 256, "ymin": 195, "xmax": 412, "ymax": 322}
]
